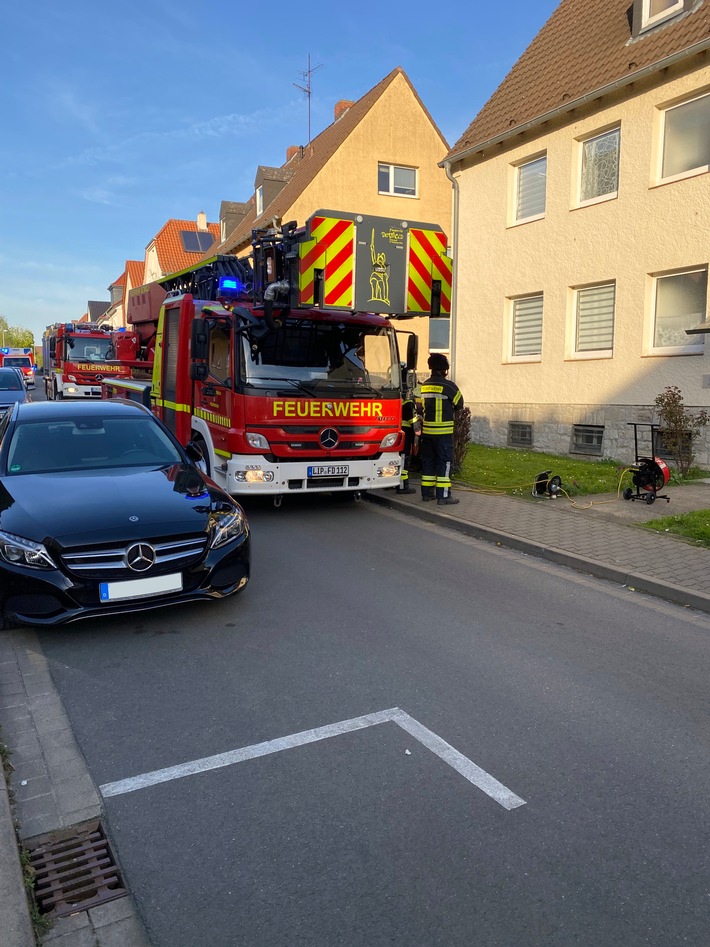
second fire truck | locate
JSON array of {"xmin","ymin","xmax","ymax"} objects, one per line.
[
  {"xmin": 104, "ymin": 209, "xmax": 453, "ymax": 502},
  {"xmin": 42, "ymin": 322, "xmax": 132, "ymax": 399}
]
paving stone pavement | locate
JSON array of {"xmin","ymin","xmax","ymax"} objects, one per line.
[{"xmin": 3, "ymin": 479, "xmax": 710, "ymax": 945}]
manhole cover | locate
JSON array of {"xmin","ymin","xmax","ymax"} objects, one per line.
[{"xmin": 26, "ymin": 819, "xmax": 126, "ymax": 918}]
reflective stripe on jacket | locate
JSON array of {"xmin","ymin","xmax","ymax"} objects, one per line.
[{"xmin": 420, "ymin": 374, "xmax": 463, "ymax": 436}]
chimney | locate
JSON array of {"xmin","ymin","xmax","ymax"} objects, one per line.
[
  {"xmin": 334, "ymin": 100, "xmax": 355, "ymax": 121},
  {"xmin": 286, "ymin": 145, "xmax": 300, "ymax": 162},
  {"xmin": 197, "ymin": 210, "xmax": 207, "ymax": 231}
]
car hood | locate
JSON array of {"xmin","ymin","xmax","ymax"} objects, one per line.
[{"xmin": 0, "ymin": 464, "xmax": 232, "ymax": 546}]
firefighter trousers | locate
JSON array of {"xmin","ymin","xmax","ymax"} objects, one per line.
[{"xmin": 420, "ymin": 434, "xmax": 454, "ymax": 499}]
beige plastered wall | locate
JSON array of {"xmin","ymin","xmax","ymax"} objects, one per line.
[
  {"xmin": 453, "ymin": 61, "xmax": 710, "ymax": 464},
  {"xmin": 287, "ymin": 72, "xmax": 454, "ymax": 371}
]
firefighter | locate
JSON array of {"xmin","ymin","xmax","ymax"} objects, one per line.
[
  {"xmin": 419, "ymin": 353, "xmax": 464, "ymax": 505},
  {"xmin": 396, "ymin": 382, "xmax": 419, "ymax": 494}
]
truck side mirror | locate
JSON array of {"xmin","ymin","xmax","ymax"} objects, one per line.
[
  {"xmin": 190, "ymin": 362, "xmax": 208, "ymax": 381},
  {"xmin": 191, "ymin": 319, "xmax": 210, "ymax": 360},
  {"xmin": 406, "ymin": 334, "xmax": 419, "ymax": 371}
]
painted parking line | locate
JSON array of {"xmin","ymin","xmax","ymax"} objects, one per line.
[{"xmin": 100, "ymin": 707, "xmax": 526, "ymax": 811}]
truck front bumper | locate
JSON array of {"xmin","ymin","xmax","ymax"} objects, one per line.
[{"xmin": 225, "ymin": 453, "xmax": 402, "ymax": 496}]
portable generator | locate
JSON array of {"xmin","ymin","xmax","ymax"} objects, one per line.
[{"xmin": 623, "ymin": 456, "xmax": 671, "ymax": 505}]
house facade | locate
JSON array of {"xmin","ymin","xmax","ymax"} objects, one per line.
[
  {"xmin": 215, "ymin": 67, "xmax": 453, "ymax": 366},
  {"xmin": 443, "ymin": 0, "xmax": 710, "ymax": 465}
]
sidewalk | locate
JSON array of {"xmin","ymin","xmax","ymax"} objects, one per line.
[{"xmin": 3, "ymin": 479, "xmax": 710, "ymax": 946}]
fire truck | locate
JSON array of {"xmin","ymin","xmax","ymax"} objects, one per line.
[
  {"xmin": 0, "ymin": 347, "xmax": 36, "ymax": 387},
  {"xmin": 103, "ymin": 209, "xmax": 452, "ymax": 503},
  {"xmin": 42, "ymin": 322, "xmax": 133, "ymax": 399}
]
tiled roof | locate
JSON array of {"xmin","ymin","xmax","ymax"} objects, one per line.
[
  {"xmin": 87, "ymin": 300, "xmax": 110, "ymax": 320},
  {"xmin": 151, "ymin": 218, "xmax": 221, "ymax": 275},
  {"xmin": 216, "ymin": 66, "xmax": 448, "ymax": 254},
  {"xmin": 126, "ymin": 260, "xmax": 144, "ymax": 288},
  {"xmin": 447, "ymin": 0, "xmax": 710, "ymax": 160}
]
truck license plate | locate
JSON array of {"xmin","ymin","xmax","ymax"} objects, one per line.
[{"xmin": 308, "ymin": 465, "xmax": 349, "ymax": 477}]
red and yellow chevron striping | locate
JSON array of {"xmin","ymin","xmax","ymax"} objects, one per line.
[
  {"xmin": 298, "ymin": 216, "xmax": 355, "ymax": 309},
  {"xmin": 407, "ymin": 228, "xmax": 452, "ymax": 315}
]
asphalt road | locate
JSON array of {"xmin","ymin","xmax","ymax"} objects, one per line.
[{"xmin": 37, "ymin": 492, "xmax": 710, "ymax": 946}]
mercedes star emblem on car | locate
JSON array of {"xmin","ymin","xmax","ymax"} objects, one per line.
[{"xmin": 125, "ymin": 542, "xmax": 157, "ymax": 573}]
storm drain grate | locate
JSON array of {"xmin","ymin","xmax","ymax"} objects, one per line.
[{"xmin": 27, "ymin": 819, "xmax": 127, "ymax": 918}]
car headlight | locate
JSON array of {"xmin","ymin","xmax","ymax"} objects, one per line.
[
  {"xmin": 209, "ymin": 506, "xmax": 247, "ymax": 549},
  {"xmin": 0, "ymin": 531, "xmax": 55, "ymax": 569}
]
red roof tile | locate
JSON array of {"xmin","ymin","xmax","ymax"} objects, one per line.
[
  {"xmin": 151, "ymin": 219, "xmax": 221, "ymax": 275},
  {"xmin": 447, "ymin": 0, "xmax": 710, "ymax": 160},
  {"xmin": 126, "ymin": 260, "xmax": 144, "ymax": 288}
]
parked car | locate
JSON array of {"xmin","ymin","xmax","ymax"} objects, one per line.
[
  {"xmin": 0, "ymin": 400, "xmax": 250, "ymax": 628},
  {"xmin": 0, "ymin": 367, "xmax": 30, "ymax": 414}
]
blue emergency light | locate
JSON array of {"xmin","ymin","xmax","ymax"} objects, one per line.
[
  {"xmin": 0, "ymin": 348, "xmax": 8, "ymax": 355},
  {"xmin": 218, "ymin": 276, "xmax": 244, "ymax": 296}
]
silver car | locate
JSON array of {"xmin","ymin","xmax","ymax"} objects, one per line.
[{"xmin": 0, "ymin": 368, "xmax": 30, "ymax": 414}]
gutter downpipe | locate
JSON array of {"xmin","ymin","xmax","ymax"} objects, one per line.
[
  {"xmin": 442, "ymin": 159, "xmax": 460, "ymax": 379},
  {"xmin": 445, "ymin": 37, "xmax": 710, "ymax": 166}
]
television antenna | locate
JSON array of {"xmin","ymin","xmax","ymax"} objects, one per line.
[{"xmin": 294, "ymin": 53, "xmax": 324, "ymax": 145}]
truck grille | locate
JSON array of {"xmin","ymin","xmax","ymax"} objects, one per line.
[{"xmin": 61, "ymin": 536, "xmax": 207, "ymax": 578}]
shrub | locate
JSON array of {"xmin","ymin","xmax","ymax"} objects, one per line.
[
  {"xmin": 453, "ymin": 407, "xmax": 472, "ymax": 474},
  {"xmin": 654, "ymin": 385, "xmax": 709, "ymax": 476}
]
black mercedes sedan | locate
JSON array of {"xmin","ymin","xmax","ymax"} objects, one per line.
[{"xmin": 0, "ymin": 400, "xmax": 250, "ymax": 628}]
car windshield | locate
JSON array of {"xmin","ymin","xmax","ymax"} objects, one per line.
[
  {"xmin": 0, "ymin": 371, "xmax": 23, "ymax": 391},
  {"xmin": 242, "ymin": 320, "xmax": 401, "ymax": 394},
  {"xmin": 5, "ymin": 416, "xmax": 184, "ymax": 475}
]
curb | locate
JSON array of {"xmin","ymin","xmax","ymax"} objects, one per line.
[
  {"xmin": 367, "ymin": 491, "xmax": 710, "ymax": 615},
  {"xmin": 0, "ymin": 738, "xmax": 35, "ymax": 947}
]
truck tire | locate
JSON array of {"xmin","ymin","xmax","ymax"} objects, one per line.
[{"xmin": 54, "ymin": 383, "xmax": 63, "ymax": 400}]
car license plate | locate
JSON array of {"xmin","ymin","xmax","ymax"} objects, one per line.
[
  {"xmin": 99, "ymin": 573, "xmax": 183, "ymax": 602},
  {"xmin": 308, "ymin": 465, "xmax": 349, "ymax": 477}
]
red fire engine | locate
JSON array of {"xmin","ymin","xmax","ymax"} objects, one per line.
[
  {"xmin": 0, "ymin": 347, "xmax": 37, "ymax": 387},
  {"xmin": 103, "ymin": 209, "xmax": 452, "ymax": 503},
  {"xmin": 42, "ymin": 322, "xmax": 133, "ymax": 399}
]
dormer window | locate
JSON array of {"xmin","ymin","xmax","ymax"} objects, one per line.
[
  {"xmin": 642, "ymin": 0, "xmax": 683, "ymax": 29},
  {"xmin": 255, "ymin": 185, "xmax": 264, "ymax": 216}
]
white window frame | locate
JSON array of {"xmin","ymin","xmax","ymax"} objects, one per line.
[
  {"xmin": 655, "ymin": 91, "xmax": 710, "ymax": 185},
  {"xmin": 645, "ymin": 266, "xmax": 707, "ymax": 356},
  {"xmin": 506, "ymin": 293, "xmax": 543, "ymax": 362},
  {"xmin": 255, "ymin": 185, "xmax": 264, "ymax": 216},
  {"xmin": 377, "ymin": 163, "xmax": 418, "ymax": 198},
  {"xmin": 642, "ymin": 0, "xmax": 683, "ymax": 30},
  {"xmin": 428, "ymin": 317, "xmax": 450, "ymax": 353},
  {"xmin": 510, "ymin": 153, "xmax": 547, "ymax": 226},
  {"xmin": 567, "ymin": 281, "xmax": 616, "ymax": 360},
  {"xmin": 575, "ymin": 126, "xmax": 620, "ymax": 207}
]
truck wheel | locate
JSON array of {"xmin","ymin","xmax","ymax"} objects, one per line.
[{"xmin": 54, "ymin": 384, "xmax": 63, "ymax": 400}]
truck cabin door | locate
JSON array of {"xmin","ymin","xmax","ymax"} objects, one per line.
[
  {"xmin": 195, "ymin": 321, "xmax": 233, "ymax": 446},
  {"xmin": 160, "ymin": 304, "xmax": 182, "ymax": 436}
]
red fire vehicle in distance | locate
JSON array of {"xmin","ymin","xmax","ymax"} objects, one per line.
[
  {"xmin": 0, "ymin": 348, "xmax": 36, "ymax": 388},
  {"xmin": 42, "ymin": 322, "xmax": 134, "ymax": 399},
  {"xmin": 103, "ymin": 210, "xmax": 452, "ymax": 504}
]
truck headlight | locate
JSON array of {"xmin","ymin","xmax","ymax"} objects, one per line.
[
  {"xmin": 209, "ymin": 507, "xmax": 247, "ymax": 549},
  {"xmin": 0, "ymin": 531, "xmax": 55, "ymax": 569},
  {"xmin": 379, "ymin": 432, "xmax": 399, "ymax": 449},
  {"xmin": 246, "ymin": 432, "xmax": 270, "ymax": 450},
  {"xmin": 377, "ymin": 462, "xmax": 400, "ymax": 479}
]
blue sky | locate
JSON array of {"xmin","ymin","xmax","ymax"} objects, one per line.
[{"xmin": 0, "ymin": 0, "xmax": 559, "ymax": 344}]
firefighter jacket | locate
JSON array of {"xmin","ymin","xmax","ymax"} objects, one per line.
[{"xmin": 420, "ymin": 373, "xmax": 464, "ymax": 436}]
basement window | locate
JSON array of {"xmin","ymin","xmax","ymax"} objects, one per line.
[
  {"xmin": 571, "ymin": 424, "xmax": 604, "ymax": 456},
  {"xmin": 508, "ymin": 422, "xmax": 533, "ymax": 448}
]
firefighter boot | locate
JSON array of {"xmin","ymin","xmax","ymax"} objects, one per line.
[{"xmin": 437, "ymin": 494, "xmax": 460, "ymax": 506}]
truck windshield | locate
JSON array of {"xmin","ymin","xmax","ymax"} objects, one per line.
[
  {"xmin": 66, "ymin": 337, "xmax": 114, "ymax": 362},
  {"xmin": 242, "ymin": 320, "xmax": 401, "ymax": 394}
]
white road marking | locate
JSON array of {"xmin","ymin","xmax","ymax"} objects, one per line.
[{"xmin": 100, "ymin": 707, "xmax": 526, "ymax": 810}]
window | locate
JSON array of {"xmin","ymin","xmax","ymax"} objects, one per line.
[
  {"xmin": 429, "ymin": 317, "xmax": 450, "ymax": 352},
  {"xmin": 651, "ymin": 267, "xmax": 707, "ymax": 352},
  {"xmin": 579, "ymin": 128, "xmax": 620, "ymax": 203},
  {"xmin": 180, "ymin": 231, "xmax": 214, "ymax": 253},
  {"xmin": 255, "ymin": 185, "xmax": 263, "ymax": 216},
  {"xmin": 574, "ymin": 283, "xmax": 615, "ymax": 355},
  {"xmin": 508, "ymin": 422, "xmax": 533, "ymax": 448},
  {"xmin": 642, "ymin": 0, "xmax": 683, "ymax": 28},
  {"xmin": 511, "ymin": 294, "xmax": 543, "ymax": 358},
  {"xmin": 378, "ymin": 163, "xmax": 417, "ymax": 197},
  {"xmin": 571, "ymin": 425, "xmax": 604, "ymax": 456},
  {"xmin": 660, "ymin": 92, "xmax": 710, "ymax": 181},
  {"xmin": 514, "ymin": 155, "xmax": 547, "ymax": 222}
]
